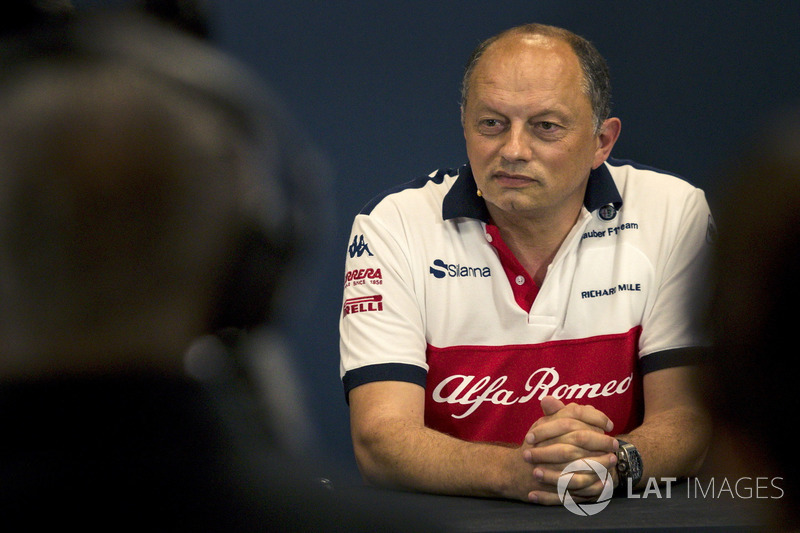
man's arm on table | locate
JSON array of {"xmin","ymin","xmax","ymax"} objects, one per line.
[
  {"xmin": 349, "ymin": 380, "xmax": 617, "ymax": 503},
  {"xmin": 614, "ymin": 365, "xmax": 711, "ymax": 489}
]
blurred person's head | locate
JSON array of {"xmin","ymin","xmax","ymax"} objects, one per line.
[
  {"xmin": 705, "ymin": 105, "xmax": 800, "ymax": 528},
  {"xmin": 0, "ymin": 0, "xmax": 74, "ymax": 36},
  {"xmin": 0, "ymin": 10, "xmax": 325, "ymax": 381},
  {"xmin": 138, "ymin": 0, "xmax": 212, "ymax": 38}
]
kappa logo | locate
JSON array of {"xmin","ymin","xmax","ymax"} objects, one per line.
[{"xmin": 348, "ymin": 234, "xmax": 373, "ymax": 258}]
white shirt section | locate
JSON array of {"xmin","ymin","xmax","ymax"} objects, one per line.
[{"xmin": 339, "ymin": 161, "xmax": 712, "ymax": 380}]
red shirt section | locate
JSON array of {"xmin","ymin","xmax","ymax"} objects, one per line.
[
  {"xmin": 424, "ymin": 326, "xmax": 643, "ymax": 444},
  {"xmin": 484, "ymin": 223, "xmax": 539, "ymax": 312}
]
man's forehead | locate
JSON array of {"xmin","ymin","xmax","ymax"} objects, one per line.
[
  {"xmin": 470, "ymin": 35, "xmax": 580, "ymax": 93},
  {"xmin": 480, "ymin": 32, "xmax": 575, "ymax": 70},
  {"xmin": 503, "ymin": 31, "xmax": 561, "ymax": 50}
]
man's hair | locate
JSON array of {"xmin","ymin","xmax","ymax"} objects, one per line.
[{"xmin": 460, "ymin": 23, "xmax": 612, "ymax": 133}]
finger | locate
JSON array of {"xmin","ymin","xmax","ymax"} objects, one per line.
[
  {"xmin": 540, "ymin": 395, "xmax": 565, "ymax": 416},
  {"xmin": 531, "ymin": 422, "xmax": 619, "ymax": 451},
  {"xmin": 530, "ymin": 453, "xmax": 618, "ymax": 487},
  {"xmin": 525, "ymin": 401, "xmax": 613, "ymax": 447},
  {"xmin": 541, "ymin": 401, "xmax": 614, "ymax": 433},
  {"xmin": 526, "ymin": 438, "xmax": 617, "ymax": 465},
  {"xmin": 528, "ymin": 490, "xmax": 564, "ymax": 506},
  {"xmin": 526, "ymin": 406, "xmax": 606, "ymax": 445},
  {"xmin": 568, "ymin": 477, "xmax": 615, "ymax": 499},
  {"xmin": 528, "ymin": 482, "xmax": 612, "ymax": 506}
]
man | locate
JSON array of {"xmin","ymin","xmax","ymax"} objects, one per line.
[{"xmin": 340, "ymin": 23, "xmax": 712, "ymax": 505}]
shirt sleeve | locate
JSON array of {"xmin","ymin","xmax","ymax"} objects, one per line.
[
  {"xmin": 638, "ymin": 186, "xmax": 714, "ymax": 367},
  {"xmin": 339, "ymin": 207, "xmax": 428, "ymax": 401}
]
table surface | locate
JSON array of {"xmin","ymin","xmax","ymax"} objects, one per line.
[{"xmin": 339, "ymin": 479, "xmax": 778, "ymax": 532}]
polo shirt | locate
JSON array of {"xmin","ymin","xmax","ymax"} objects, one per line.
[{"xmin": 339, "ymin": 159, "xmax": 713, "ymax": 444}]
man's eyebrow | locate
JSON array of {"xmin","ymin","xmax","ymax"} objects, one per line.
[
  {"xmin": 472, "ymin": 104, "xmax": 572, "ymax": 123},
  {"xmin": 529, "ymin": 109, "xmax": 573, "ymax": 124}
]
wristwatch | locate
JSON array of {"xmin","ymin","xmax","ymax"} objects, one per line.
[{"xmin": 616, "ymin": 439, "xmax": 643, "ymax": 490}]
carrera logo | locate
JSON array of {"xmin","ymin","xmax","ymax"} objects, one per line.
[
  {"xmin": 429, "ymin": 259, "xmax": 491, "ymax": 279},
  {"xmin": 344, "ymin": 268, "xmax": 382, "ymax": 288},
  {"xmin": 342, "ymin": 295, "xmax": 384, "ymax": 317}
]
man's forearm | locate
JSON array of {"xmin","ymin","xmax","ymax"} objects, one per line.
[
  {"xmin": 616, "ymin": 404, "xmax": 711, "ymax": 490},
  {"xmin": 353, "ymin": 417, "xmax": 533, "ymax": 501}
]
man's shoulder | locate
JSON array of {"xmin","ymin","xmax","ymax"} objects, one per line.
[
  {"xmin": 357, "ymin": 167, "xmax": 461, "ymax": 217},
  {"xmin": 606, "ymin": 158, "xmax": 702, "ymax": 194},
  {"xmin": 605, "ymin": 158, "xmax": 708, "ymax": 215},
  {"xmin": 602, "ymin": 159, "xmax": 710, "ymax": 245}
]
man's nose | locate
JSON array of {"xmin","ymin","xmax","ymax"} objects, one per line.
[{"xmin": 499, "ymin": 124, "xmax": 533, "ymax": 162}]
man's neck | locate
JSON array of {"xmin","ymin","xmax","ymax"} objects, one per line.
[{"xmin": 488, "ymin": 203, "xmax": 583, "ymax": 286}]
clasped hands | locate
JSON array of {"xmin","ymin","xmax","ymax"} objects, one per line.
[{"xmin": 519, "ymin": 396, "xmax": 618, "ymax": 505}]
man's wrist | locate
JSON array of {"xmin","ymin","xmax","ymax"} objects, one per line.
[{"xmin": 615, "ymin": 439, "xmax": 643, "ymax": 495}]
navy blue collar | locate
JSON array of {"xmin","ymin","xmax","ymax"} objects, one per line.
[{"xmin": 442, "ymin": 162, "xmax": 623, "ymax": 221}]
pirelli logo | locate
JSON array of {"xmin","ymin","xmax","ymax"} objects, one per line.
[{"xmin": 342, "ymin": 295, "xmax": 383, "ymax": 317}]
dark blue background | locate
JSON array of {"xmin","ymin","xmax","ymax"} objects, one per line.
[
  {"xmin": 78, "ymin": 0, "xmax": 800, "ymax": 477},
  {"xmin": 210, "ymin": 1, "xmax": 799, "ymax": 476}
]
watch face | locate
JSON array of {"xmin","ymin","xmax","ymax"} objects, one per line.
[{"xmin": 618, "ymin": 443, "xmax": 642, "ymax": 483}]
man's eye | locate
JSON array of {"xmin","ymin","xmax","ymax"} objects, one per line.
[
  {"xmin": 536, "ymin": 121, "xmax": 566, "ymax": 138},
  {"xmin": 478, "ymin": 119, "xmax": 504, "ymax": 133}
]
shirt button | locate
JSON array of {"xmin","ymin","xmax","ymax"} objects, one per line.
[
  {"xmin": 485, "ymin": 233, "xmax": 493, "ymax": 243},
  {"xmin": 515, "ymin": 275, "xmax": 526, "ymax": 285}
]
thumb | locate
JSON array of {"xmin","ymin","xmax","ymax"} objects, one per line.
[{"xmin": 540, "ymin": 395, "xmax": 565, "ymax": 416}]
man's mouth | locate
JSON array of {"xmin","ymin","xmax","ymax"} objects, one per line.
[{"xmin": 492, "ymin": 170, "xmax": 536, "ymax": 188}]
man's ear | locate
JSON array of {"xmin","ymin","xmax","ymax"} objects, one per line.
[{"xmin": 592, "ymin": 117, "xmax": 622, "ymax": 169}]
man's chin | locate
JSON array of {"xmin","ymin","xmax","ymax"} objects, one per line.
[{"xmin": 485, "ymin": 194, "xmax": 544, "ymax": 218}]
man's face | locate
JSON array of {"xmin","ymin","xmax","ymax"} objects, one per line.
[{"xmin": 462, "ymin": 34, "xmax": 606, "ymax": 224}]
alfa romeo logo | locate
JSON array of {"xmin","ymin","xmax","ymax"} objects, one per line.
[{"xmin": 557, "ymin": 459, "xmax": 614, "ymax": 516}]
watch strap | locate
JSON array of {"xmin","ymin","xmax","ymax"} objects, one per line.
[{"xmin": 616, "ymin": 439, "xmax": 643, "ymax": 494}]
